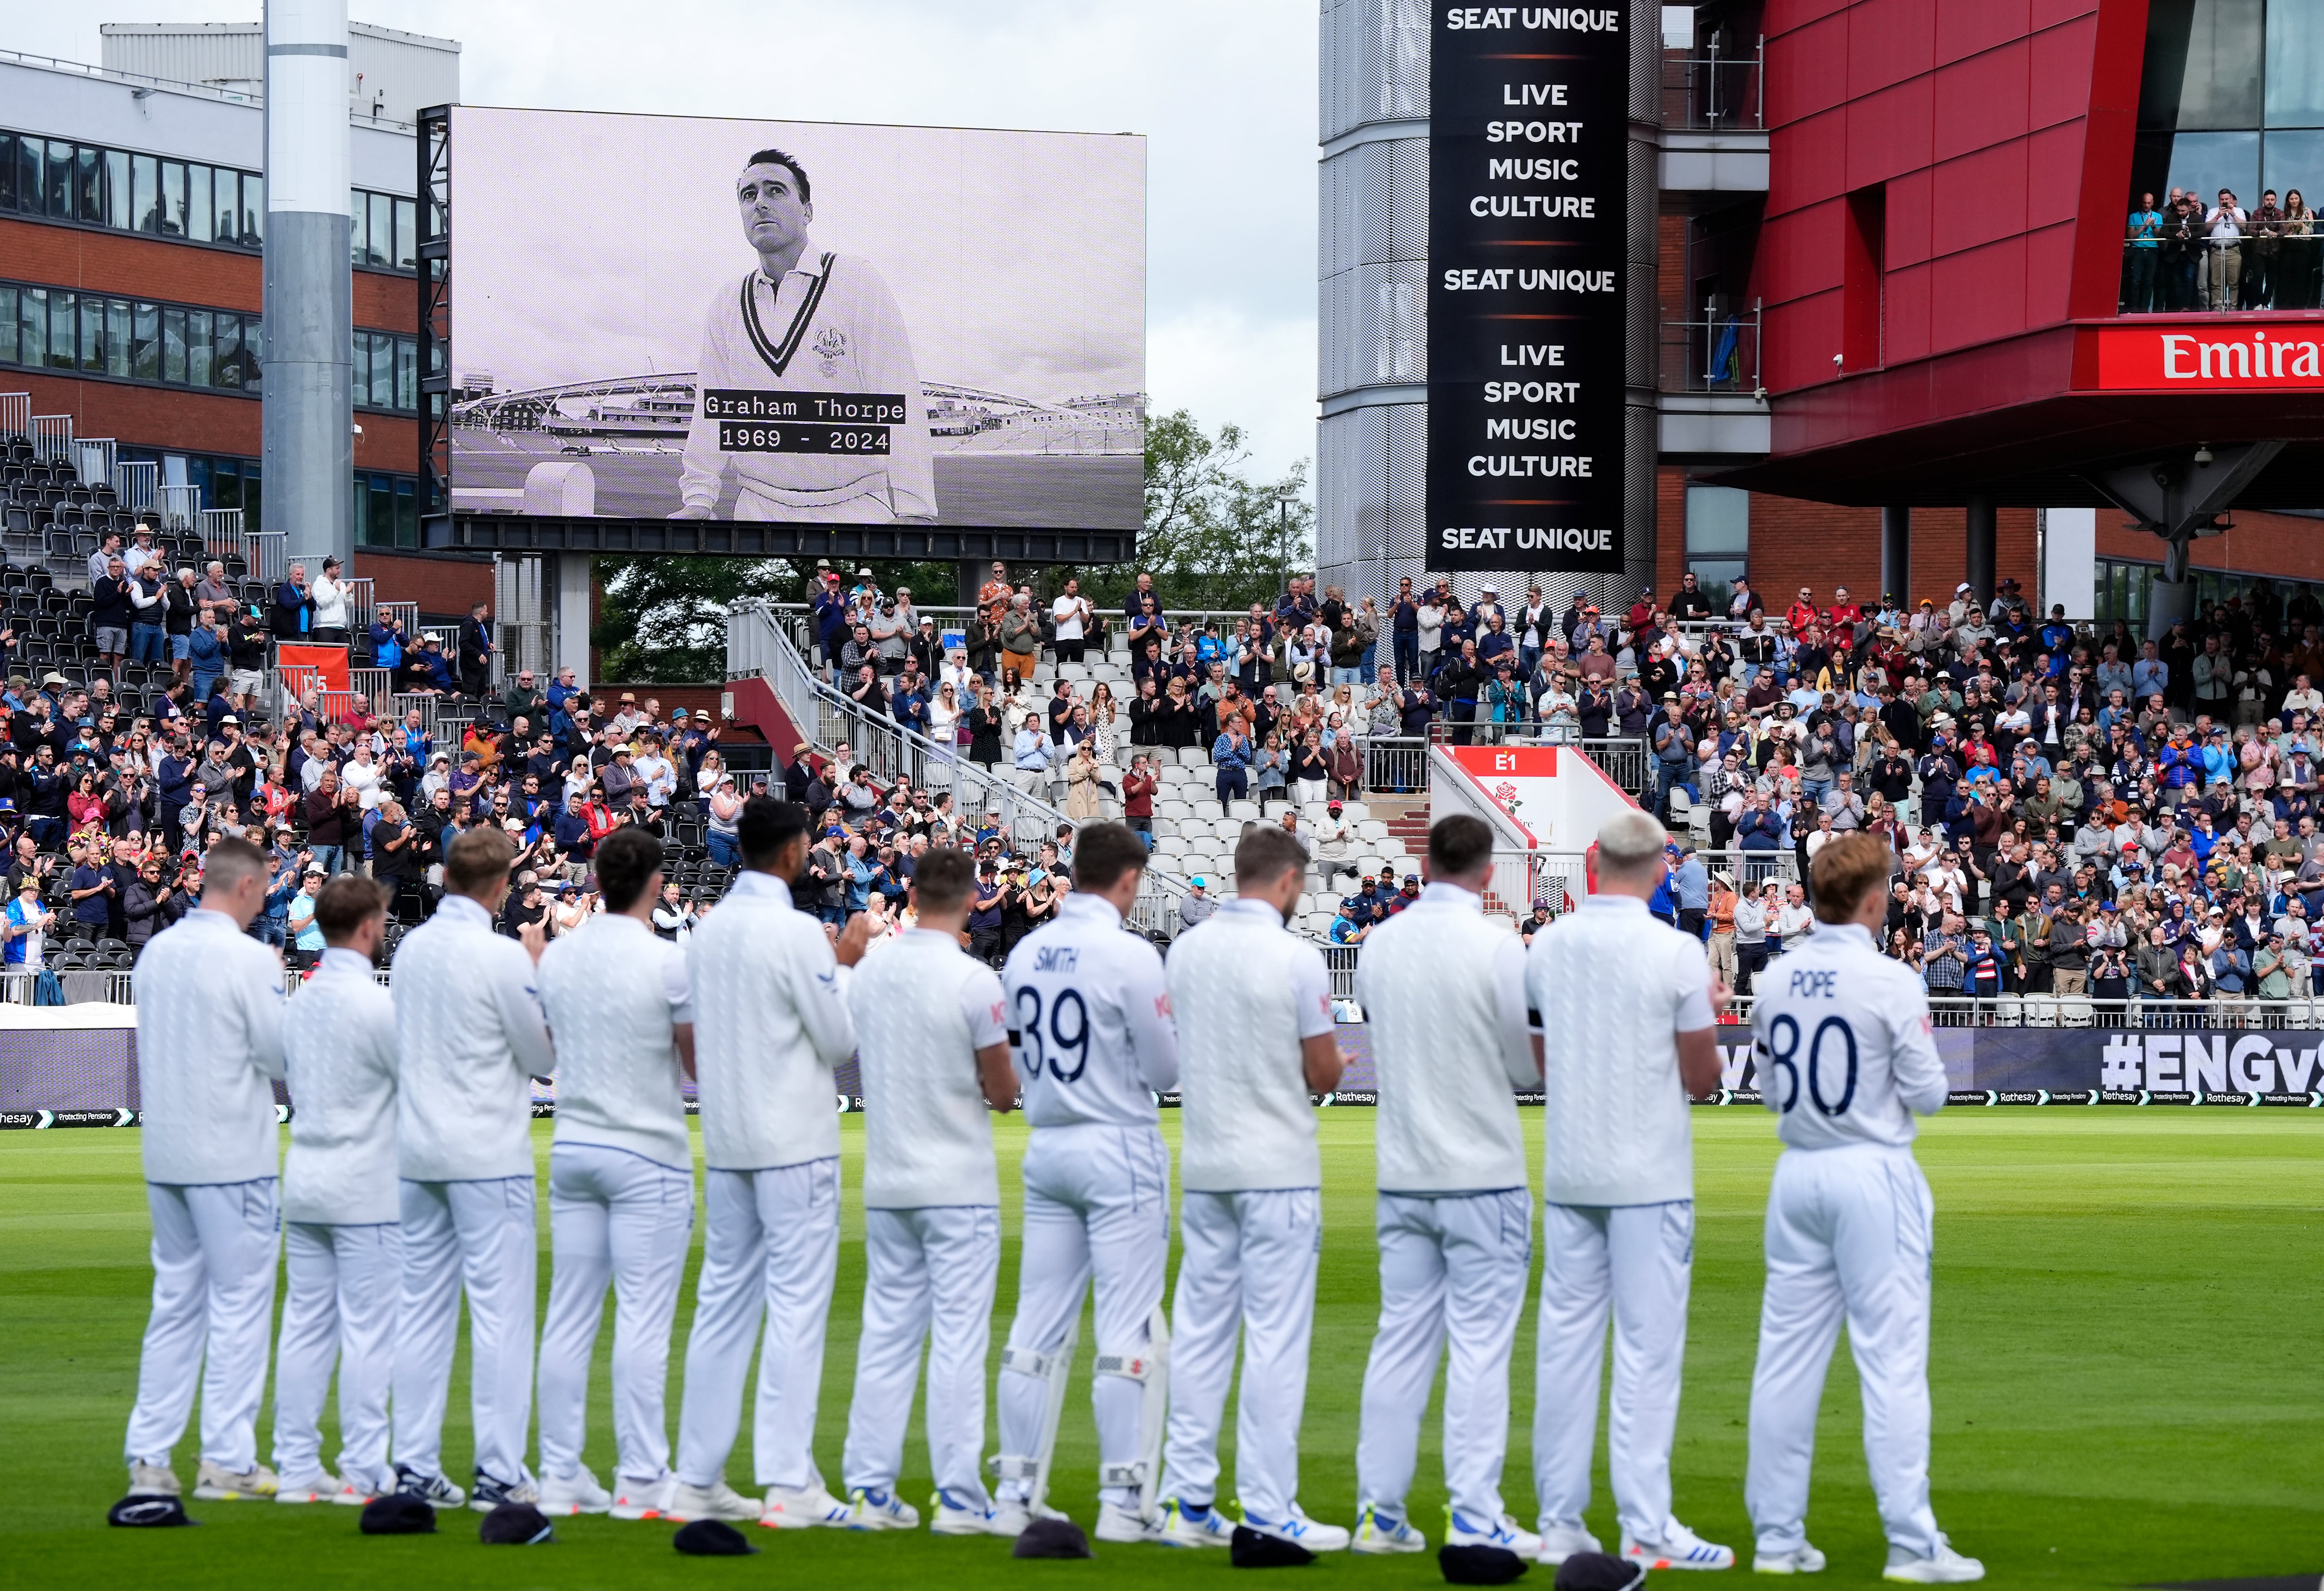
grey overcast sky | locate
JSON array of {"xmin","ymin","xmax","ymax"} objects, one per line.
[{"xmin": 0, "ymin": 0, "xmax": 1321, "ymax": 486}]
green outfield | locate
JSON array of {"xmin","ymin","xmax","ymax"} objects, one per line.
[{"xmin": 1, "ymin": 1111, "xmax": 2316, "ymax": 1589}]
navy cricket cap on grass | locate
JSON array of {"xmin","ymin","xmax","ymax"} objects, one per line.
[
  {"xmin": 1230, "ymin": 1523, "xmax": 1316, "ymax": 1567},
  {"xmin": 479, "ymin": 1500, "xmax": 554, "ymax": 1544},
  {"xmin": 359, "ymin": 1494, "xmax": 436, "ymax": 1535},
  {"xmin": 1554, "ymin": 1552, "xmax": 1645, "ymax": 1591},
  {"xmin": 1440, "ymin": 1542, "xmax": 1531, "ymax": 1585},
  {"xmin": 1014, "ymin": 1516, "xmax": 1094, "ymax": 1558},
  {"xmin": 108, "ymin": 1494, "xmax": 194, "ymax": 1528},
  {"xmin": 672, "ymin": 1519, "xmax": 759, "ymax": 1556}
]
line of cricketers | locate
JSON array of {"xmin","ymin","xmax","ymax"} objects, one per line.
[{"xmin": 121, "ymin": 804, "xmax": 1981, "ymax": 1581}]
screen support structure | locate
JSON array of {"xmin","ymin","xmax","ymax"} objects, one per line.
[{"xmin": 417, "ymin": 102, "xmax": 453, "ymax": 543}]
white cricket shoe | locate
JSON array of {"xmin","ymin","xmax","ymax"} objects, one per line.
[
  {"xmin": 1883, "ymin": 1538, "xmax": 1984, "ymax": 1583},
  {"xmin": 1351, "ymin": 1505, "xmax": 1428, "ymax": 1554},
  {"xmin": 985, "ymin": 1500, "xmax": 1036, "ymax": 1538},
  {"xmin": 1624, "ymin": 1524, "xmax": 1737, "ymax": 1570},
  {"xmin": 1155, "ymin": 1498, "xmax": 1236, "ymax": 1546},
  {"xmin": 1241, "ymin": 1506, "xmax": 1351, "ymax": 1552},
  {"xmin": 192, "ymin": 1460, "xmax": 279, "ymax": 1501},
  {"xmin": 847, "ymin": 1486, "xmax": 921, "ymax": 1530},
  {"xmin": 608, "ymin": 1472, "xmax": 674, "ymax": 1520},
  {"xmin": 664, "ymin": 1479, "xmax": 760, "ymax": 1523},
  {"xmin": 468, "ymin": 1470, "xmax": 540, "ymax": 1514},
  {"xmin": 930, "ymin": 1489, "xmax": 1021, "ymax": 1537},
  {"xmin": 1094, "ymin": 1500, "xmax": 1156, "ymax": 1543},
  {"xmin": 759, "ymin": 1482, "xmax": 852, "ymax": 1529},
  {"xmin": 538, "ymin": 1465, "xmax": 612, "ymax": 1515},
  {"xmin": 1539, "ymin": 1525, "xmax": 1605, "ymax": 1565},
  {"xmin": 127, "ymin": 1462, "xmax": 180, "ymax": 1498},
  {"xmin": 1450, "ymin": 1508, "xmax": 1544, "ymax": 1557},
  {"xmin": 274, "ymin": 1470, "xmax": 343, "ymax": 1504},
  {"xmin": 332, "ymin": 1472, "xmax": 389, "ymax": 1507},
  {"xmin": 1755, "ymin": 1543, "xmax": 1827, "ymax": 1574}
]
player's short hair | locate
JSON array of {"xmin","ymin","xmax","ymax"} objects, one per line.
[
  {"xmin": 594, "ymin": 826, "xmax": 664, "ymax": 913},
  {"xmin": 199, "ymin": 834, "xmax": 268, "ymax": 898},
  {"xmin": 1071, "ymin": 822, "xmax": 1148, "ymax": 895},
  {"xmin": 445, "ymin": 827, "xmax": 517, "ymax": 898},
  {"xmin": 912, "ymin": 846, "xmax": 976, "ymax": 914},
  {"xmin": 314, "ymin": 875, "xmax": 389, "ymax": 943},
  {"xmin": 1234, "ymin": 824, "xmax": 1308, "ymax": 890},
  {"xmin": 737, "ymin": 796, "xmax": 810, "ymax": 869},
  {"xmin": 741, "ymin": 146, "xmax": 811, "ymax": 205},
  {"xmin": 1811, "ymin": 832, "xmax": 1893, "ymax": 925},
  {"xmin": 1595, "ymin": 810, "xmax": 1667, "ymax": 880},
  {"xmin": 1426, "ymin": 814, "xmax": 1494, "ymax": 880}
]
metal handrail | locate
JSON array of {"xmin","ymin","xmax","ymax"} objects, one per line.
[
  {"xmin": 2118, "ymin": 232, "xmax": 2324, "ymax": 313},
  {"xmin": 1661, "ymin": 302, "xmax": 1764, "ymax": 395},
  {"xmin": 1660, "ymin": 39, "xmax": 1764, "ymax": 131}
]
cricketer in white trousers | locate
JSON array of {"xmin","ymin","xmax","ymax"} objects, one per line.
[
  {"xmin": 1356, "ymin": 1187, "xmax": 1534, "ymax": 1525},
  {"xmin": 1161, "ymin": 1188, "xmax": 1322, "ymax": 1520},
  {"xmin": 676, "ymin": 1158, "xmax": 841, "ymax": 1490},
  {"xmin": 843, "ymin": 1205, "xmax": 1003, "ymax": 1502},
  {"xmin": 125, "ymin": 1179, "xmax": 283, "ymax": 1474},
  {"xmin": 1746, "ymin": 1145, "xmax": 1943, "ymax": 1559},
  {"xmin": 1533, "ymin": 1201, "xmax": 1694, "ymax": 1540},
  {"xmin": 394, "ymin": 1176, "xmax": 538, "ymax": 1485},
  {"xmin": 272, "ymin": 1221, "xmax": 400, "ymax": 1484},
  {"xmin": 536, "ymin": 1145, "xmax": 694, "ymax": 1485}
]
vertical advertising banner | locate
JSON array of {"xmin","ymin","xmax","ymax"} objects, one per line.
[{"xmin": 1427, "ymin": 5, "xmax": 1628, "ymax": 573}]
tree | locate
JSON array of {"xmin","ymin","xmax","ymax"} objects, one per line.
[{"xmin": 592, "ymin": 555, "xmax": 797, "ymax": 683}]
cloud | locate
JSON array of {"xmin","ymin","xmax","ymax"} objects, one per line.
[{"xmin": 1151, "ymin": 304, "xmax": 1318, "ymax": 487}]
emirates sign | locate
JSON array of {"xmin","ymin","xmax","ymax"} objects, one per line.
[{"xmin": 2092, "ymin": 319, "xmax": 2324, "ymax": 389}]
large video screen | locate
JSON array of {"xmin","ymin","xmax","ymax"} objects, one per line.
[{"xmin": 447, "ymin": 107, "xmax": 1146, "ymax": 530}]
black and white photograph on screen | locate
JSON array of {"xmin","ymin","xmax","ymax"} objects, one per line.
[{"xmin": 447, "ymin": 107, "xmax": 1146, "ymax": 529}]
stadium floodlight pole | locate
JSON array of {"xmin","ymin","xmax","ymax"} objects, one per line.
[{"xmin": 261, "ymin": 0, "xmax": 355, "ymax": 576}]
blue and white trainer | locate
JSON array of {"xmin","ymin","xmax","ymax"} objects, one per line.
[
  {"xmin": 1449, "ymin": 1508, "xmax": 1544, "ymax": 1557},
  {"xmin": 1624, "ymin": 1523, "xmax": 1737, "ymax": 1570},
  {"xmin": 1240, "ymin": 1505, "xmax": 1351, "ymax": 1552},
  {"xmin": 930, "ymin": 1488, "xmax": 1021, "ymax": 1537},
  {"xmin": 1156, "ymin": 1498, "xmax": 1236, "ymax": 1547},
  {"xmin": 759, "ymin": 1482, "xmax": 853, "ymax": 1529},
  {"xmin": 468, "ymin": 1469, "xmax": 540, "ymax": 1515},
  {"xmin": 393, "ymin": 1464, "xmax": 466, "ymax": 1509},
  {"xmin": 1351, "ymin": 1505, "xmax": 1428, "ymax": 1554},
  {"xmin": 847, "ymin": 1486, "xmax": 921, "ymax": 1531}
]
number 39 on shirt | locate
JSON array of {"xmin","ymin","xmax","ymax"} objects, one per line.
[{"xmin": 1014, "ymin": 986, "xmax": 1090, "ymax": 1083}]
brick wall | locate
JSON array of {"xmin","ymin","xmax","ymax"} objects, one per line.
[
  {"xmin": 2094, "ymin": 508, "xmax": 2324, "ymax": 584},
  {"xmin": 0, "ymin": 218, "xmax": 416, "ymax": 335},
  {"xmin": 351, "ymin": 550, "xmax": 492, "ymax": 621}
]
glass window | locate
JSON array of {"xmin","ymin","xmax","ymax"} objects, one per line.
[
  {"xmin": 103, "ymin": 149, "xmax": 128, "ymax": 229},
  {"xmin": 187, "ymin": 309, "xmax": 212, "ymax": 387},
  {"xmin": 158, "ymin": 160, "xmax": 186, "ymax": 234},
  {"xmin": 12, "ymin": 137, "xmax": 35, "ymax": 215},
  {"xmin": 0, "ymin": 134, "xmax": 13, "ymax": 211},
  {"xmin": 19, "ymin": 286, "xmax": 46, "ymax": 367},
  {"xmin": 395, "ymin": 478, "xmax": 416, "ymax": 546},
  {"xmin": 2141, "ymin": 0, "xmax": 2264, "ymax": 131},
  {"xmin": 1684, "ymin": 485, "xmax": 1750, "ymax": 612},
  {"xmin": 216, "ymin": 172, "xmax": 238, "ymax": 244},
  {"xmin": 351, "ymin": 472, "xmax": 370, "ymax": 546},
  {"xmin": 350, "ymin": 330, "xmax": 369, "ymax": 397},
  {"xmin": 246, "ymin": 317, "xmax": 262, "ymax": 393},
  {"xmin": 368, "ymin": 191, "xmax": 394, "ymax": 269},
  {"xmin": 161, "ymin": 305, "xmax": 186, "ymax": 382},
  {"xmin": 211, "ymin": 459, "xmax": 241, "ymax": 514},
  {"xmin": 79, "ymin": 295, "xmax": 103, "ymax": 371},
  {"xmin": 2142, "ymin": 128, "xmax": 2263, "ymax": 206},
  {"xmin": 2267, "ymin": 0, "xmax": 2324, "ymax": 126},
  {"xmin": 394, "ymin": 196, "xmax": 417, "ymax": 269},
  {"xmin": 371, "ymin": 331, "xmax": 394, "ymax": 407},
  {"xmin": 369, "ymin": 474, "xmax": 394, "ymax": 547},
  {"xmin": 131, "ymin": 153, "xmax": 158, "ymax": 233},
  {"xmin": 395, "ymin": 335, "xmax": 418, "ymax": 410},
  {"xmin": 48, "ymin": 290, "xmax": 75, "ymax": 370},
  {"xmin": 107, "ymin": 298, "xmax": 130, "ymax": 378},
  {"xmin": 187, "ymin": 165, "xmax": 213, "ymax": 243},
  {"xmin": 132, "ymin": 301, "xmax": 159, "ymax": 380},
  {"xmin": 349, "ymin": 189, "xmax": 367, "ymax": 266},
  {"xmin": 44, "ymin": 140, "xmax": 71, "ymax": 218},
  {"xmin": 74, "ymin": 145, "xmax": 102, "ymax": 223},
  {"xmin": 239, "ymin": 174, "xmax": 262, "ymax": 246},
  {"xmin": 0, "ymin": 284, "xmax": 14, "ymax": 364},
  {"xmin": 215, "ymin": 314, "xmax": 243, "ymax": 390},
  {"xmin": 2265, "ymin": 129, "xmax": 2324, "ymax": 204}
]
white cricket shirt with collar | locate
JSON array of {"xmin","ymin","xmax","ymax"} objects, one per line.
[
  {"xmin": 1003, "ymin": 891, "xmax": 1179, "ymax": 1131},
  {"xmin": 1354, "ymin": 880, "xmax": 1534, "ymax": 1195},
  {"xmin": 1527, "ymin": 891, "xmax": 1714, "ymax": 1207},
  {"xmin": 686, "ymin": 868, "xmax": 858, "ymax": 1171},
  {"xmin": 538, "ymin": 912, "xmax": 695, "ymax": 1171},
  {"xmin": 133, "ymin": 906, "xmax": 287, "ymax": 1185},
  {"xmin": 1750, "ymin": 921, "xmax": 1948, "ymax": 1150},
  {"xmin": 849, "ymin": 926, "xmax": 1008, "ymax": 1209},
  {"xmin": 390, "ymin": 891, "xmax": 555, "ymax": 1182},
  {"xmin": 1166, "ymin": 897, "xmax": 1335, "ymax": 1192},
  {"xmin": 282, "ymin": 946, "xmax": 400, "ymax": 1223}
]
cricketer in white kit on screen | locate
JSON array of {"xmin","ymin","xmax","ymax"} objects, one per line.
[
  {"xmin": 532, "ymin": 827, "xmax": 699, "ymax": 1521},
  {"xmin": 388, "ymin": 826, "xmax": 556, "ymax": 1513},
  {"xmin": 1350, "ymin": 815, "xmax": 1543, "ymax": 1558},
  {"xmin": 668, "ymin": 797, "xmax": 870, "ymax": 1530},
  {"xmin": 122, "ymin": 836, "xmax": 288, "ymax": 1505},
  {"xmin": 1525, "ymin": 808, "xmax": 1735, "ymax": 1572},
  {"xmin": 1745, "ymin": 834, "xmax": 1983, "ymax": 1584},
  {"xmin": 993, "ymin": 823, "xmax": 1180, "ymax": 1546},
  {"xmin": 840, "ymin": 845, "xmax": 1022, "ymax": 1537},
  {"xmin": 1154, "ymin": 823, "xmax": 1350, "ymax": 1554},
  {"xmin": 272, "ymin": 876, "xmax": 402, "ymax": 1509}
]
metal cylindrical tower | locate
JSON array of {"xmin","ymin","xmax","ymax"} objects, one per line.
[
  {"xmin": 1316, "ymin": 0, "xmax": 1658, "ymax": 616},
  {"xmin": 262, "ymin": 0, "xmax": 353, "ymax": 572}
]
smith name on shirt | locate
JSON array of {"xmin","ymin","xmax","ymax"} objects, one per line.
[{"xmin": 1032, "ymin": 946, "xmax": 1080, "ymax": 974}]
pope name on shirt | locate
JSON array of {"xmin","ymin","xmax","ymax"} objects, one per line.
[{"xmin": 672, "ymin": 146, "xmax": 937, "ymax": 525}]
